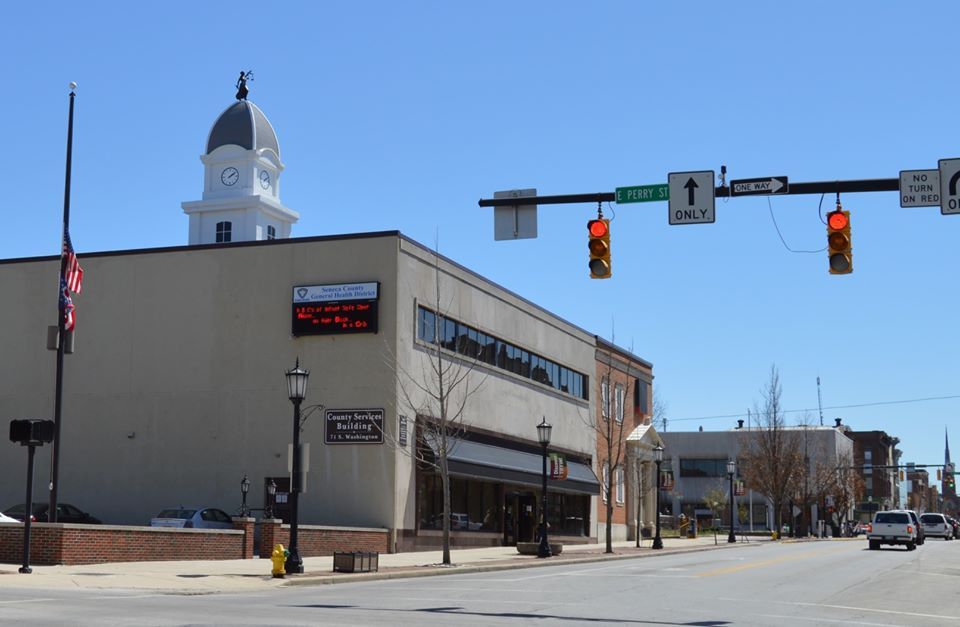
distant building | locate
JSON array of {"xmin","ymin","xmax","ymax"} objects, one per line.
[
  {"xmin": 660, "ymin": 423, "xmax": 854, "ymax": 534},
  {"xmin": 906, "ymin": 468, "xmax": 931, "ymax": 512},
  {"xmin": 848, "ymin": 429, "xmax": 900, "ymax": 515}
]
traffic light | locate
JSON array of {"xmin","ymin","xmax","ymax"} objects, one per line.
[
  {"xmin": 937, "ymin": 468, "xmax": 942, "ymax": 481},
  {"xmin": 588, "ymin": 218, "xmax": 611, "ymax": 279},
  {"xmin": 826, "ymin": 206, "xmax": 852, "ymax": 274}
]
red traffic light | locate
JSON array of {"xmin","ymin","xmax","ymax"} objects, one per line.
[
  {"xmin": 828, "ymin": 210, "xmax": 848, "ymax": 230},
  {"xmin": 588, "ymin": 219, "xmax": 608, "ymax": 238}
]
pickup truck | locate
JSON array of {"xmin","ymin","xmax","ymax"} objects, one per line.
[{"xmin": 868, "ymin": 510, "xmax": 916, "ymax": 550}]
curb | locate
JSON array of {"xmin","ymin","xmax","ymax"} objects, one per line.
[{"xmin": 281, "ymin": 540, "xmax": 763, "ymax": 587}]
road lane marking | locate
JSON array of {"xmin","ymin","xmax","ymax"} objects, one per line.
[
  {"xmin": 720, "ymin": 597, "xmax": 960, "ymax": 622},
  {"xmin": 757, "ymin": 612, "xmax": 900, "ymax": 626},
  {"xmin": 0, "ymin": 598, "xmax": 57, "ymax": 605},
  {"xmin": 697, "ymin": 547, "xmax": 843, "ymax": 577}
]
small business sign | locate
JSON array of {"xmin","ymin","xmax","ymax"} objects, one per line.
[
  {"xmin": 398, "ymin": 415, "xmax": 408, "ymax": 447},
  {"xmin": 734, "ymin": 479, "xmax": 746, "ymax": 496},
  {"xmin": 292, "ymin": 282, "xmax": 379, "ymax": 336},
  {"xmin": 324, "ymin": 408, "xmax": 384, "ymax": 444}
]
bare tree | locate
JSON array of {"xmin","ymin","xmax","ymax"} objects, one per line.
[
  {"xmin": 388, "ymin": 248, "xmax": 486, "ymax": 565},
  {"xmin": 652, "ymin": 386, "xmax": 668, "ymax": 433},
  {"xmin": 738, "ymin": 365, "xmax": 802, "ymax": 539},
  {"xmin": 702, "ymin": 483, "xmax": 729, "ymax": 529},
  {"xmin": 586, "ymin": 343, "xmax": 634, "ymax": 553}
]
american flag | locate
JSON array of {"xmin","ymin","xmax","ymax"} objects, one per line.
[
  {"xmin": 60, "ymin": 276, "xmax": 75, "ymax": 332},
  {"xmin": 63, "ymin": 229, "xmax": 83, "ymax": 294}
]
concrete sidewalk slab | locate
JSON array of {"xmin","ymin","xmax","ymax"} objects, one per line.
[{"xmin": 0, "ymin": 535, "xmax": 768, "ymax": 594}]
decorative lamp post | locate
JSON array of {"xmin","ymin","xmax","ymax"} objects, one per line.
[
  {"xmin": 240, "ymin": 474, "xmax": 251, "ymax": 517},
  {"xmin": 536, "ymin": 417, "xmax": 553, "ymax": 558},
  {"xmin": 265, "ymin": 479, "xmax": 276, "ymax": 519},
  {"xmin": 652, "ymin": 444, "xmax": 664, "ymax": 550},
  {"xmin": 284, "ymin": 358, "xmax": 310, "ymax": 574},
  {"xmin": 727, "ymin": 459, "xmax": 737, "ymax": 543}
]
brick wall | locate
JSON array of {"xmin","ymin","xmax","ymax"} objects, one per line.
[
  {"xmin": 0, "ymin": 521, "xmax": 390, "ymax": 565},
  {"xmin": 0, "ymin": 524, "xmax": 245, "ymax": 566},
  {"xmin": 257, "ymin": 520, "xmax": 389, "ymax": 558}
]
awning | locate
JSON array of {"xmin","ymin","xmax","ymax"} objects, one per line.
[{"xmin": 426, "ymin": 437, "xmax": 601, "ymax": 496}]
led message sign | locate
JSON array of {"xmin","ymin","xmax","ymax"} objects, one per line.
[{"xmin": 292, "ymin": 282, "xmax": 379, "ymax": 336}]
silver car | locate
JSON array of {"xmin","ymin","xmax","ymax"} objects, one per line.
[
  {"xmin": 920, "ymin": 513, "xmax": 953, "ymax": 540},
  {"xmin": 149, "ymin": 507, "xmax": 234, "ymax": 529}
]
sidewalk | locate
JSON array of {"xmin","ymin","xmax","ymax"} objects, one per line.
[{"xmin": 0, "ymin": 535, "xmax": 759, "ymax": 594}]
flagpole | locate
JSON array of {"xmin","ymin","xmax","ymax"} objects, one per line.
[{"xmin": 49, "ymin": 82, "xmax": 77, "ymax": 524}]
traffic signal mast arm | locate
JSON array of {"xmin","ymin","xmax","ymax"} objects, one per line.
[{"xmin": 477, "ymin": 178, "xmax": 900, "ymax": 208}]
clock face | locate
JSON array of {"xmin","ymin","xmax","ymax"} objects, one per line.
[
  {"xmin": 220, "ymin": 167, "xmax": 239, "ymax": 186},
  {"xmin": 259, "ymin": 170, "xmax": 271, "ymax": 190}
]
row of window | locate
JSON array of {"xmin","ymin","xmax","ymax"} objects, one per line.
[
  {"xmin": 416, "ymin": 306, "xmax": 588, "ymax": 400},
  {"xmin": 214, "ymin": 221, "xmax": 276, "ymax": 243},
  {"xmin": 601, "ymin": 465, "xmax": 626, "ymax": 504}
]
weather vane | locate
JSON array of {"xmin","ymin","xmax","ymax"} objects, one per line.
[{"xmin": 235, "ymin": 70, "xmax": 254, "ymax": 101}]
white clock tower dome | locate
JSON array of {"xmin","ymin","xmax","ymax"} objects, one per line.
[{"xmin": 182, "ymin": 87, "xmax": 298, "ymax": 245}]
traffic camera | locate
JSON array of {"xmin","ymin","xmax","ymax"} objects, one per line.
[{"xmin": 588, "ymin": 218, "xmax": 611, "ymax": 279}]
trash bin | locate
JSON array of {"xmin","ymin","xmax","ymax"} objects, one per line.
[
  {"xmin": 333, "ymin": 551, "xmax": 379, "ymax": 573},
  {"xmin": 688, "ymin": 520, "xmax": 697, "ymax": 538}
]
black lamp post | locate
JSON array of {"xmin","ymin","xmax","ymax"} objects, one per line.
[
  {"xmin": 265, "ymin": 479, "xmax": 276, "ymax": 519},
  {"xmin": 727, "ymin": 459, "xmax": 737, "ymax": 543},
  {"xmin": 285, "ymin": 358, "xmax": 309, "ymax": 574},
  {"xmin": 652, "ymin": 444, "xmax": 664, "ymax": 550},
  {"xmin": 536, "ymin": 417, "xmax": 552, "ymax": 558},
  {"xmin": 240, "ymin": 474, "xmax": 250, "ymax": 517}
]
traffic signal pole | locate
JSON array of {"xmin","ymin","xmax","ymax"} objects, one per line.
[{"xmin": 477, "ymin": 178, "xmax": 899, "ymax": 208}]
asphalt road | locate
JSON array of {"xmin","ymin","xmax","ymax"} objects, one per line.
[{"xmin": 1, "ymin": 539, "xmax": 958, "ymax": 626}]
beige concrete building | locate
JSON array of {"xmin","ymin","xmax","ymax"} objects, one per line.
[{"xmin": 0, "ymin": 232, "xmax": 609, "ymax": 551}]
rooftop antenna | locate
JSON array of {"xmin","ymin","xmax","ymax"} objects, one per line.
[{"xmin": 817, "ymin": 375, "xmax": 824, "ymax": 426}]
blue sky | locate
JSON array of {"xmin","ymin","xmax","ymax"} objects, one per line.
[{"xmin": 3, "ymin": 2, "xmax": 957, "ymax": 474}]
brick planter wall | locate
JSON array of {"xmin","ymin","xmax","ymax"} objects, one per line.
[
  {"xmin": 1, "ymin": 521, "xmax": 391, "ymax": 565},
  {"xmin": 257, "ymin": 520, "xmax": 389, "ymax": 558},
  {"xmin": 0, "ymin": 524, "xmax": 244, "ymax": 566}
]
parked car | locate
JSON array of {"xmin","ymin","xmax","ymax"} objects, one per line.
[
  {"xmin": 919, "ymin": 512, "xmax": 953, "ymax": 540},
  {"xmin": 0, "ymin": 512, "xmax": 20, "ymax": 524},
  {"xmin": 149, "ymin": 507, "xmax": 233, "ymax": 529},
  {"xmin": 867, "ymin": 510, "xmax": 916, "ymax": 550},
  {"xmin": 3, "ymin": 503, "xmax": 101, "ymax": 524},
  {"xmin": 851, "ymin": 521, "xmax": 871, "ymax": 536}
]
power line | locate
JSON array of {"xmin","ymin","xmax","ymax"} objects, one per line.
[{"xmin": 671, "ymin": 394, "xmax": 960, "ymax": 423}]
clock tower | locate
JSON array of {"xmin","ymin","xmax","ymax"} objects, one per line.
[{"xmin": 182, "ymin": 96, "xmax": 298, "ymax": 245}]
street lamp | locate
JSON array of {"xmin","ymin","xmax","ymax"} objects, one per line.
[
  {"xmin": 284, "ymin": 358, "xmax": 310, "ymax": 574},
  {"xmin": 265, "ymin": 479, "xmax": 276, "ymax": 519},
  {"xmin": 240, "ymin": 474, "xmax": 251, "ymax": 517},
  {"xmin": 727, "ymin": 459, "xmax": 737, "ymax": 543},
  {"xmin": 536, "ymin": 417, "xmax": 552, "ymax": 558},
  {"xmin": 652, "ymin": 444, "xmax": 664, "ymax": 550}
]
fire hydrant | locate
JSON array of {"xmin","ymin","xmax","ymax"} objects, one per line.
[{"xmin": 271, "ymin": 544, "xmax": 289, "ymax": 578}]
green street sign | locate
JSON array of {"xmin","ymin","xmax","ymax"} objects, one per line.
[{"xmin": 615, "ymin": 184, "xmax": 669, "ymax": 204}]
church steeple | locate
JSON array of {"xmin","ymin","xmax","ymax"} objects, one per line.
[
  {"xmin": 181, "ymin": 75, "xmax": 298, "ymax": 245},
  {"xmin": 947, "ymin": 427, "xmax": 952, "ymax": 468}
]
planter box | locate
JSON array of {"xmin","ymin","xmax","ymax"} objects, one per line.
[
  {"xmin": 333, "ymin": 551, "xmax": 379, "ymax": 573},
  {"xmin": 515, "ymin": 542, "xmax": 563, "ymax": 556}
]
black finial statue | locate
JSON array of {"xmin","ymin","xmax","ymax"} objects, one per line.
[{"xmin": 235, "ymin": 70, "xmax": 254, "ymax": 101}]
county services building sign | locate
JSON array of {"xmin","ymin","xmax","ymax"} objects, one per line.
[{"xmin": 324, "ymin": 408, "xmax": 384, "ymax": 444}]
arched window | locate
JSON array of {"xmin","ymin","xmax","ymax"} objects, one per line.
[{"xmin": 216, "ymin": 221, "xmax": 232, "ymax": 243}]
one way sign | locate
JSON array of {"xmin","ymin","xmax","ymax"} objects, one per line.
[
  {"xmin": 730, "ymin": 176, "xmax": 789, "ymax": 197},
  {"xmin": 668, "ymin": 171, "xmax": 715, "ymax": 225}
]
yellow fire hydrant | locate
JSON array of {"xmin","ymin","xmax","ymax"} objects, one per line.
[{"xmin": 271, "ymin": 544, "xmax": 289, "ymax": 578}]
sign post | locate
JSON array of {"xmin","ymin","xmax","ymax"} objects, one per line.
[
  {"xmin": 938, "ymin": 159, "xmax": 960, "ymax": 215},
  {"xmin": 899, "ymin": 169, "xmax": 940, "ymax": 208},
  {"xmin": 668, "ymin": 171, "xmax": 715, "ymax": 225}
]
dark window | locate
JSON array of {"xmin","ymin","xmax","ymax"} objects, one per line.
[
  {"xmin": 418, "ymin": 308, "xmax": 436, "ymax": 344},
  {"xmin": 679, "ymin": 458, "xmax": 727, "ymax": 478},
  {"xmin": 874, "ymin": 512, "xmax": 909, "ymax": 524},
  {"xmin": 215, "ymin": 221, "xmax": 232, "ymax": 243},
  {"xmin": 635, "ymin": 379, "xmax": 649, "ymax": 415},
  {"xmin": 266, "ymin": 225, "xmax": 276, "ymax": 240}
]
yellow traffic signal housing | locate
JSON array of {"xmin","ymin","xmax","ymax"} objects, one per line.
[
  {"xmin": 938, "ymin": 468, "xmax": 943, "ymax": 481},
  {"xmin": 827, "ymin": 209, "xmax": 852, "ymax": 274},
  {"xmin": 588, "ymin": 218, "xmax": 611, "ymax": 279}
]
